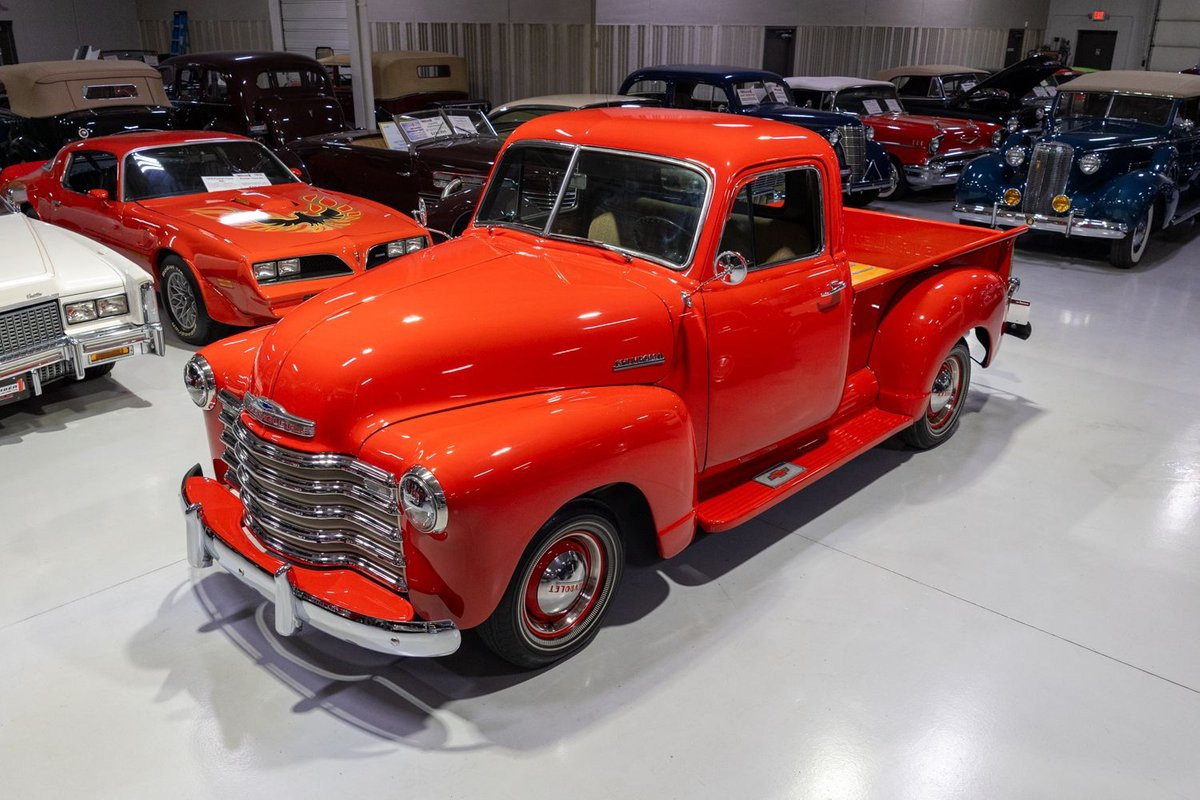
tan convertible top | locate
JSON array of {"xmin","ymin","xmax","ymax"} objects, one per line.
[
  {"xmin": 0, "ymin": 60, "xmax": 170, "ymax": 117},
  {"xmin": 1063, "ymin": 70, "xmax": 1200, "ymax": 99},
  {"xmin": 317, "ymin": 51, "xmax": 468, "ymax": 99},
  {"xmin": 875, "ymin": 64, "xmax": 988, "ymax": 81}
]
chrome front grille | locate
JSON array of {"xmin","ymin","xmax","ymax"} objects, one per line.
[
  {"xmin": 38, "ymin": 361, "xmax": 70, "ymax": 385},
  {"xmin": 218, "ymin": 393, "xmax": 408, "ymax": 591},
  {"xmin": 838, "ymin": 126, "xmax": 866, "ymax": 181},
  {"xmin": 1024, "ymin": 142, "xmax": 1073, "ymax": 213},
  {"xmin": 0, "ymin": 301, "xmax": 63, "ymax": 360}
]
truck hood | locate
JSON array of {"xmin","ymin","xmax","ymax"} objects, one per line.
[
  {"xmin": 247, "ymin": 233, "xmax": 677, "ymax": 451},
  {"xmin": 0, "ymin": 214, "xmax": 130, "ymax": 306},
  {"xmin": 137, "ymin": 183, "xmax": 416, "ymax": 251}
]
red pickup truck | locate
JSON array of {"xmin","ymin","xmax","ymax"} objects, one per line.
[{"xmin": 180, "ymin": 107, "xmax": 1031, "ymax": 669}]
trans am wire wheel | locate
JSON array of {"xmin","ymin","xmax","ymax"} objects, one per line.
[
  {"xmin": 901, "ymin": 340, "xmax": 971, "ymax": 450},
  {"xmin": 1109, "ymin": 205, "xmax": 1153, "ymax": 269},
  {"xmin": 159, "ymin": 255, "xmax": 219, "ymax": 345},
  {"xmin": 478, "ymin": 502, "xmax": 624, "ymax": 668}
]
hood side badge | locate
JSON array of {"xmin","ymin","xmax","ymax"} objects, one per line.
[
  {"xmin": 243, "ymin": 393, "xmax": 316, "ymax": 438},
  {"xmin": 613, "ymin": 353, "xmax": 665, "ymax": 372}
]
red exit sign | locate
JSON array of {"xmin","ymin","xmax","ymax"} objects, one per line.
[{"xmin": 1090, "ymin": 10, "xmax": 1107, "ymax": 21}]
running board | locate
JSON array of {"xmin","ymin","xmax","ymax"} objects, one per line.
[{"xmin": 696, "ymin": 407, "xmax": 914, "ymax": 532}]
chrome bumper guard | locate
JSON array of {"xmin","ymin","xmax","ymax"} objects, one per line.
[
  {"xmin": 0, "ymin": 320, "xmax": 164, "ymax": 389},
  {"xmin": 181, "ymin": 465, "xmax": 461, "ymax": 657},
  {"xmin": 953, "ymin": 204, "xmax": 1129, "ymax": 240},
  {"xmin": 1003, "ymin": 276, "xmax": 1032, "ymax": 340}
]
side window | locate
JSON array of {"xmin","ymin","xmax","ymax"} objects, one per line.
[
  {"xmin": 177, "ymin": 67, "xmax": 203, "ymax": 102},
  {"xmin": 688, "ymin": 83, "xmax": 729, "ymax": 112},
  {"xmin": 893, "ymin": 75, "xmax": 931, "ymax": 97},
  {"xmin": 625, "ymin": 79, "xmax": 667, "ymax": 102},
  {"xmin": 1178, "ymin": 98, "xmax": 1200, "ymax": 129},
  {"xmin": 202, "ymin": 70, "xmax": 229, "ymax": 103},
  {"xmin": 717, "ymin": 167, "xmax": 823, "ymax": 270},
  {"xmin": 63, "ymin": 151, "xmax": 119, "ymax": 197}
]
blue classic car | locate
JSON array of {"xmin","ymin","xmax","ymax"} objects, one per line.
[
  {"xmin": 618, "ymin": 65, "xmax": 893, "ymax": 205},
  {"xmin": 955, "ymin": 70, "xmax": 1200, "ymax": 267}
]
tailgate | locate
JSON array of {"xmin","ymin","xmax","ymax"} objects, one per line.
[{"xmin": 842, "ymin": 208, "xmax": 1024, "ymax": 291}]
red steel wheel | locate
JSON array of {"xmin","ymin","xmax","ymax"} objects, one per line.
[
  {"xmin": 901, "ymin": 339, "xmax": 972, "ymax": 449},
  {"xmin": 478, "ymin": 504, "xmax": 623, "ymax": 668}
]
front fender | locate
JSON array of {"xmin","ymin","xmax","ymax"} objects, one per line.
[
  {"xmin": 1093, "ymin": 170, "xmax": 1176, "ymax": 230},
  {"xmin": 865, "ymin": 139, "xmax": 890, "ymax": 173},
  {"xmin": 956, "ymin": 153, "xmax": 1009, "ymax": 206},
  {"xmin": 359, "ymin": 385, "xmax": 698, "ymax": 629},
  {"xmin": 869, "ymin": 267, "xmax": 1009, "ymax": 420}
]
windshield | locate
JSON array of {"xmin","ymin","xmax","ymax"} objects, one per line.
[
  {"xmin": 731, "ymin": 80, "xmax": 792, "ymax": 106},
  {"xmin": 475, "ymin": 144, "xmax": 709, "ymax": 268},
  {"xmin": 942, "ymin": 73, "xmax": 983, "ymax": 95},
  {"xmin": 835, "ymin": 85, "xmax": 905, "ymax": 115},
  {"xmin": 387, "ymin": 108, "xmax": 497, "ymax": 145},
  {"xmin": 1055, "ymin": 91, "xmax": 1174, "ymax": 127},
  {"xmin": 123, "ymin": 141, "xmax": 299, "ymax": 201}
]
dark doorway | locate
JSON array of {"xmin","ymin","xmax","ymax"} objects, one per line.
[
  {"xmin": 0, "ymin": 21, "xmax": 17, "ymax": 65},
  {"xmin": 763, "ymin": 27, "xmax": 795, "ymax": 77},
  {"xmin": 1004, "ymin": 28, "xmax": 1025, "ymax": 67},
  {"xmin": 1075, "ymin": 29, "xmax": 1117, "ymax": 70}
]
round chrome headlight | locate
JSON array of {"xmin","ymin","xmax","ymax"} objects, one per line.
[
  {"xmin": 399, "ymin": 466, "xmax": 448, "ymax": 534},
  {"xmin": 991, "ymin": 129, "xmax": 1004, "ymax": 147},
  {"xmin": 827, "ymin": 128, "xmax": 841, "ymax": 147},
  {"xmin": 1079, "ymin": 153, "xmax": 1103, "ymax": 174},
  {"xmin": 864, "ymin": 125, "xmax": 875, "ymax": 140},
  {"xmin": 1006, "ymin": 117, "xmax": 1020, "ymax": 132},
  {"xmin": 183, "ymin": 354, "xmax": 216, "ymax": 410},
  {"xmin": 928, "ymin": 133, "xmax": 944, "ymax": 156},
  {"xmin": 1005, "ymin": 147, "xmax": 1027, "ymax": 167},
  {"xmin": 1035, "ymin": 107, "xmax": 1045, "ymax": 120}
]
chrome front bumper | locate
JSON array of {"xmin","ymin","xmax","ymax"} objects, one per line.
[
  {"xmin": 953, "ymin": 204, "xmax": 1129, "ymax": 240},
  {"xmin": 0, "ymin": 320, "xmax": 164, "ymax": 392},
  {"xmin": 905, "ymin": 152, "xmax": 991, "ymax": 189},
  {"xmin": 181, "ymin": 465, "xmax": 461, "ymax": 657}
]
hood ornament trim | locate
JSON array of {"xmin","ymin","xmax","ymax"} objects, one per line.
[{"xmin": 243, "ymin": 393, "xmax": 316, "ymax": 438}]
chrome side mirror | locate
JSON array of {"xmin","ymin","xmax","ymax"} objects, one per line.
[
  {"xmin": 412, "ymin": 197, "xmax": 429, "ymax": 227},
  {"xmin": 713, "ymin": 250, "xmax": 748, "ymax": 286}
]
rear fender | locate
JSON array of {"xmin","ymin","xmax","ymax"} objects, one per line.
[
  {"xmin": 359, "ymin": 385, "xmax": 698, "ymax": 629},
  {"xmin": 869, "ymin": 267, "xmax": 1008, "ymax": 420}
]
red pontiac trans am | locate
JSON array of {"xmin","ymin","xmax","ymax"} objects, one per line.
[{"xmin": 0, "ymin": 131, "xmax": 429, "ymax": 343}]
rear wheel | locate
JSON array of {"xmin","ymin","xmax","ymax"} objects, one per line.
[
  {"xmin": 477, "ymin": 502, "xmax": 624, "ymax": 669},
  {"xmin": 901, "ymin": 340, "xmax": 972, "ymax": 450},
  {"xmin": 160, "ymin": 255, "xmax": 219, "ymax": 345},
  {"xmin": 1109, "ymin": 205, "xmax": 1153, "ymax": 268}
]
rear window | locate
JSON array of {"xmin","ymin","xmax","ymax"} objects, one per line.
[
  {"xmin": 255, "ymin": 69, "xmax": 329, "ymax": 92},
  {"xmin": 82, "ymin": 84, "xmax": 140, "ymax": 100},
  {"xmin": 417, "ymin": 64, "xmax": 452, "ymax": 79}
]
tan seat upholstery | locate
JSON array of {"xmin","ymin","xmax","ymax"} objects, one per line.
[{"xmin": 588, "ymin": 210, "xmax": 622, "ymax": 246}]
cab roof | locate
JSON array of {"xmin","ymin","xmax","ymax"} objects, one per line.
[
  {"xmin": 505, "ymin": 107, "xmax": 827, "ymax": 171},
  {"xmin": 1063, "ymin": 70, "xmax": 1200, "ymax": 99}
]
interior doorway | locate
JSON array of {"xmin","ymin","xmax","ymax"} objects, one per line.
[
  {"xmin": 0, "ymin": 21, "xmax": 17, "ymax": 65},
  {"xmin": 1075, "ymin": 29, "xmax": 1117, "ymax": 70},
  {"xmin": 763, "ymin": 27, "xmax": 795, "ymax": 77},
  {"xmin": 1004, "ymin": 28, "xmax": 1025, "ymax": 66}
]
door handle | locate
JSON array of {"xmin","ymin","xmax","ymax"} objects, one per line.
[
  {"xmin": 818, "ymin": 279, "xmax": 846, "ymax": 308},
  {"xmin": 50, "ymin": 198, "xmax": 61, "ymax": 208}
]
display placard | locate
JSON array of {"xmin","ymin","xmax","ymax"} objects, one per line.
[
  {"xmin": 862, "ymin": 99, "xmax": 883, "ymax": 115},
  {"xmin": 736, "ymin": 87, "xmax": 761, "ymax": 105},
  {"xmin": 770, "ymin": 85, "xmax": 790, "ymax": 104},
  {"xmin": 378, "ymin": 120, "xmax": 408, "ymax": 149},
  {"xmin": 448, "ymin": 114, "xmax": 476, "ymax": 134},
  {"xmin": 885, "ymin": 99, "xmax": 903, "ymax": 113},
  {"xmin": 201, "ymin": 173, "xmax": 271, "ymax": 192}
]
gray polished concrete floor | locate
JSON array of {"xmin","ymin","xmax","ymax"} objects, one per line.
[{"xmin": 2, "ymin": 194, "xmax": 1198, "ymax": 798}]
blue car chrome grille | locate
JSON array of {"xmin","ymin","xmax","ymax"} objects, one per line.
[
  {"xmin": 838, "ymin": 126, "xmax": 866, "ymax": 181},
  {"xmin": 217, "ymin": 394, "xmax": 408, "ymax": 591},
  {"xmin": 1024, "ymin": 143, "xmax": 1073, "ymax": 214}
]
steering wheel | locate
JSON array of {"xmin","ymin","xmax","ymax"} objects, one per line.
[{"xmin": 633, "ymin": 215, "xmax": 690, "ymax": 261}]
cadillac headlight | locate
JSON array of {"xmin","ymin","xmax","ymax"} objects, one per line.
[
  {"xmin": 399, "ymin": 466, "xmax": 448, "ymax": 534},
  {"xmin": 183, "ymin": 353, "xmax": 217, "ymax": 410},
  {"xmin": 96, "ymin": 295, "xmax": 129, "ymax": 317},
  {"xmin": 64, "ymin": 293, "xmax": 128, "ymax": 324},
  {"xmin": 387, "ymin": 237, "xmax": 427, "ymax": 258},
  {"xmin": 1005, "ymin": 147, "xmax": 1027, "ymax": 167},
  {"xmin": 1079, "ymin": 153, "xmax": 1102, "ymax": 174},
  {"xmin": 827, "ymin": 128, "xmax": 841, "ymax": 147}
]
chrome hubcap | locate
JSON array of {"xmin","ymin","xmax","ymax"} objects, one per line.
[
  {"xmin": 1132, "ymin": 212, "xmax": 1150, "ymax": 253},
  {"xmin": 927, "ymin": 355, "xmax": 963, "ymax": 430},
  {"xmin": 522, "ymin": 529, "xmax": 605, "ymax": 640},
  {"xmin": 166, "ymin": 271, "xmax": 197, "ymax": 330}
]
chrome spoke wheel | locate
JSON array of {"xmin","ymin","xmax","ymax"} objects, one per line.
[{"xmin": 166, "ymin": 270, "xmax": 198, "ymax": 331}]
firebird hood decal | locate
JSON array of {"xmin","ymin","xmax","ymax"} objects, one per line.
[{"xmin": 189, "ymin": 193, "xmax": 363, "ymax": 232}]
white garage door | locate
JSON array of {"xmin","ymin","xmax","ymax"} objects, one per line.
[
  {"xmin": 280, "ymin": 0, "xmax": 349, "ymax": 57},
  {"xmin": 1148, "ymin": 0, "xmax": 1200, "ymax": 71}
]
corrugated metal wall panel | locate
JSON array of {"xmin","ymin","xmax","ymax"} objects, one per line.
[
  {"xmin": 1149, "ymin": 0, "xmax": 1200, "ymax": 71},
  {"xmin": 140, "ymin": 18, "xmax": 272, "ymax": 54},
  {"xmin": 281, "ymin": 0, "xmax": 349, "ymax": 56},
  {"xmin": 792, "ymin": 25, "xmax": 1033, "ymax": 77}
]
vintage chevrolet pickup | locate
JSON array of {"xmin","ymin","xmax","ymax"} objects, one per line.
[{"xmin": 180, "ymin": 107, "xmax": 1031, "ymax": 669}]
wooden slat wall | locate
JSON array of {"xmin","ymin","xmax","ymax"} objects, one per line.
[{"xmin": 140, "ymin": 18, "xmax": 272, "ymax": 54}]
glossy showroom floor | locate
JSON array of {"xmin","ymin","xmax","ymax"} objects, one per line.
[{"xmin": 2, "ymin": 194, "xmax": 1199, "ymax": 799}]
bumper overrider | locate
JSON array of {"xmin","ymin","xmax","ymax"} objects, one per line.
[
  {"xmin": 953, "ymin": 203, "xmax": 1129, "ymax": 240},
  {"xmin": 842, "ymin": 169, "xmax": 895, "ymax": 195},
  {"xmin": 180, "ymin": 464, "xmax": 462, "ymax": 657},
  {"xmin": 0, "ymin": 320, "xmax": 164, "ymax": 394}
]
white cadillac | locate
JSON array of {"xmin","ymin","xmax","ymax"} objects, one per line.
[{"xmin": 1, "ymin": 195, "xmax": 163, "ymax": 406}]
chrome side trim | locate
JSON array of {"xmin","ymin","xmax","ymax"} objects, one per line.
[{"xmin": 953, "ymin": 203, "xmax": 1129, "ymax": 240}]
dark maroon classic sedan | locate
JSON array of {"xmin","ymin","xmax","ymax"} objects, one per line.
[
  {"xmin": 291, "ymin": 108, "xmax": 500, "ymax": 236},
  {"xmin": 158, "ymin": 51, "xmax": 347, "ymax": 163}
]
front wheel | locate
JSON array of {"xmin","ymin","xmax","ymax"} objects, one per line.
[
  {"xmin": 160, "ymin": 256, "xmax": 219, "ymax": 345},
  {"xmin": 900, "ymin": 340, "xmax": 972, "ymax": 450},
  {"xmin": 1109, "ymin": 205, "xmax": 1153, "ymax": 268},
  {"xmin": 877, "ymin": 157, "xmax": 907, "ymax": 200},
  {"xmin": 477, "ymin": 502, "xmax": 624, "ymax": 669}
]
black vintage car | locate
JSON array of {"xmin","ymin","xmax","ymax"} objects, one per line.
[
  {"xmin": 292, "ymin": 107, "xmax": 500, "ymax": 236},
  {"xmin": 0, "ymin": 60, "xmax": 175, "ymax": 168},
  {"xmin": 157, "ymin": 51, "xmax": 347, "ymax": 163},
  {"xmin": 878, "ymin": 55, "xmax": 1063, "ymax": 132}
]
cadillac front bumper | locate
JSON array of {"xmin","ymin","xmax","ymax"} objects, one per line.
[
  {"xmin": 953, "ymin": 203, "xmax": 1129, "ymax": 240},
  {"xmin": 180, "ymin": 464, "xmax": 462, "ymax": 657},
  {"xmin": 0, "ymin": 320, "xmax": 164, "ymax": 394}
]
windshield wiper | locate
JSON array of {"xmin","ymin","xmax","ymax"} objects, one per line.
[{"xmin": 545, "ymin": 232, "xmax": 636, "ymax": 262}]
